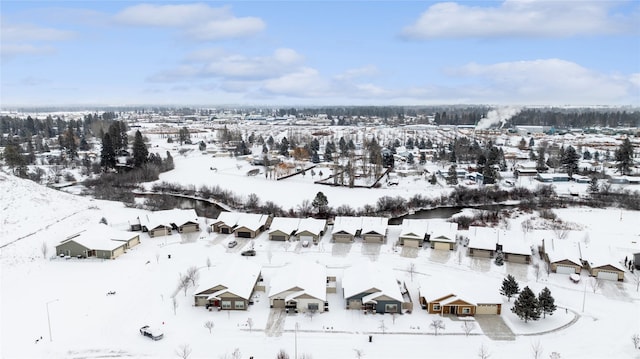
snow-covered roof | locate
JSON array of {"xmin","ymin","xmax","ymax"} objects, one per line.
[
  {"xmin": 428, "ymin": 222, "xmax": 458, "ymax": 243},
  {"xmin": 342, "ymin": 262, "xmax": 403, "ymax": 302},
  {"xmin": 297, "ymin": 218, "xmax": 326, "ymax": 236},
  {"xmin": 139, "ymin": 209, "xmax": 198, "ymax": 229},
  {"xmin": 212, "ymin": 211, "xmax": 242, "ymax": 226},
  {"xmin": 195, "ymin": 259, "xmax": 261, "ymax": 300},
  {"xmin": 544, "ymin": 239, "xmax": 582, "ymax": 266},
  {"xmin": 236, "ymin": 213, "xmax": 269, "ymax": 231},
  {"xmin": 499, "ymin": 231, "xmax": 532, "ymax": 256},
  {"xmin": 268, "ymin": 217, "xmax": 300, "ymax": 235},
  {"xmin": 360, "ymin": 216, "xmax": 388, "ymax": 235},
  {"xmin": 579, "ymin": 244, "xmax": 625, "ymax": 271},
  {"xmin": 60, "ymin": 224, "xmax": 133, "ymax": 251},
  {"xmin": 399, "ymin": 219, "xmax": 428, "ymax": 240},
  {"xmin": 418, "ymin": 277, "xmax": 502, "ymax": 305},
  {"xmin": 332, "ymin": 216, "xmax": 361, "ymax": 235},
  {"xmin": 268, "ymin": 261, "xmax": 327, "ymax": 301},
  {"xmin": 467, "ymin": 226, "xmax": 498, "ymax": 251}
]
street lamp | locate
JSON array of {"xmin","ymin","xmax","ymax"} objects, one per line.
[
  {"xmin": 294, "ymin": 322, "xmax": 299, "ymax": 359},
  {"xmin": 46, "ymin": 299, "xmax": 59, "ymax": 342}
]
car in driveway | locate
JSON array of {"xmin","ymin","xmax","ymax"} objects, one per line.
[
  {"xmin": 241, "ymin": 249, "xmax": 256, "ymax": 256},
  {"xmin": 140, "ymin": 325, "xmax": 163, "ymax": 340},
  {"xmin": 228, "ymin": 240, "xmax": 238, "ymax": 248}
]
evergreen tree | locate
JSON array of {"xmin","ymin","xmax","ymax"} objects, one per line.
[
  {"xmin": 419, "ymin": 152, "xmax": 426, "ymax": 165},
  {"xmin": 429, "ymin": 173, "xmax": 438, "ymax": 185},
  {"xmin": 311, "ymin": 192, "xmax": 328, "ymax": 216},
  {"xmin": 482, "ymin": 162, "xmax": 498, "ymax": 184},
  {"xmin": 100, "ymin": 133, "xmax": 116, "ymax": 171},
  {"xmin": 615, "ymin": 137, "xmax": 634, "ymax": 175},
  {"xmin": 536, "ymin": 147, "xmax": 547, "ymax": 172},
  {"xmin": 537, "ymin": 287, "xmax": 557, "ymax": 318},
  {"xmin": 500, "ymin": 274, "xmax": 520, "ymax": 301},
  {"xmin": 511, "ymin": 286, "xmax": 541, "ymax": 323},
  {"xmin": 311, "ymin": 150, "xmax": 320, "ymax": 163},
  {"xmin": 64, "ymin": 124, "xmax": 78, "ymax": 159},
  {"xmin": 561, "ymin": 145, "xmax": 580, "ymax": 177},
  {"xmin": 494, "ymin": 251, "xmax": 504, "ymax": 266},
  {"xmin": 279, "ymin": 137, "xmax": 290, "ymax": 156},
  {"xmin": 446, "ymin": 165, "xmax": 458, "ymax": 185},
  {"xmin": 199, "ymin": 141, "xmax": 206, "ymax": 151},
  {"xmin": 588, "ymin": 177, "xmax": 599, "ymax": 194},
  {"xmin": 178, "ymin": 127, "xmax": 190, "ymax": 145},
  {"xmin": 132, "ymin": 130, "xmax": 148, "ymax": 168},
  {"xmin": 528, "ymin": 137, "xmax": 535, "ymax": 148}
]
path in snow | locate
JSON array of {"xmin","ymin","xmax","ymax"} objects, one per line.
[
  {"xmin": 265, "ymin": 309, "xmax": 287, "ymax": 337},
  {"xmin": 474, "ymin": 315, "xmax": 516, "ymax": 341},
  {"xmin": 521, "ymin": 306, "xmax": 580, "ymax": 336},
  {"xmin": 0, "ymin": 209, "xmax": 85, "ymax": 249}
]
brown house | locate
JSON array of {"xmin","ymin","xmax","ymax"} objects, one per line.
[
  {"xmin": 418, "ymin": 279, "xmax": 503, "ymax": 316},
  {"xmin": 194, "ymin": 260, "xmax": 262, "ymax": 311}
]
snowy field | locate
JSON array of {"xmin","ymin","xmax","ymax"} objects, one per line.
[{"xmin": 2, "ymin": 171, "xmax": 640, "ymax": 359}]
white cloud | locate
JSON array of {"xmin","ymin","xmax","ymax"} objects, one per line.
[
  {"xmin": 0, "ymin": 43, "xmax": 56, "ymax": 58},
  {"xmin": 402, "ymin": 0, "xmax": 637, "ymax": 39},
  {"xmin": 262, "ymin": 67, "xmax": 329, "ymax": 97},
  {"xmin": 334, "ymin": 65, "xmax": 379, "ymax": 81},
  {"xmin": 0, "ymin": 21, "xmax": 74, "ymax": 60},
  {"xmin": 451, "ymin": 58, "xmax": 638, "ymax": 105},
  {"xmin": 114, "ymin": 3, "xmax": 265, "ymax": 41}
]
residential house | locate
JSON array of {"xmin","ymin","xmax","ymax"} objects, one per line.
[
  {"xmin": 296, "ymin": 218, "xmax": 327, "ymax": 244},
  {"xmin": 211, "ymin": 212, "xmax": 242, "ymax": 234},
  {"xmin": 194, "ymin": 260, "xmax": 262, "ymax": 310},
  {"xmin": 427, "ymin": 222, "xmax": 458, "ymax": 250},
  {"xmin": 55, "ymin": 224, "xmax": 140, "ymax": 260},
  {"xmin": 418, "ymin": 279, "xmax": 502, "ymax": 316},
  {"xmin": 542, "ymin": 238, "xmax": 582, "ymax": 274},
  {"xmin": 268, "ymin": 217, "xmax": 300, "ymax": 241},
  {"xmin": 134, "ymin": 209, "xmax": 200, "ymax": 238},
  {"xmin": 398, "ymin": 219, "xmax": 428, "ymax": 247},
  {"xmin": 342, "ymin": 263, "xmax": 404, "ymax": 314},
  {"xmin": 234, "ymin": 213, "xmax": 270, "ymax": 238},
  {"xmin": 580, "ymin": 244, "xmax": 625, "ymax": 281},
  {"xmin": 331, "ymin": 216, "xmax": 361, "ymax": 243},
  {"xmin": 268, "ymin": 261, "xmax": 329, "ymax": 313},
  {"xmin": 360, "ymin": 217, "xmax": 388, "ymax": 244},
  {"xmin": 466, "ymin": 226, "xmax": 498, "ymax": 258}
]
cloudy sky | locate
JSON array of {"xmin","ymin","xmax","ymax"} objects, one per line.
[{"xmin": 1, "ymin": 1, "xmax": 639, "ymax": 107}]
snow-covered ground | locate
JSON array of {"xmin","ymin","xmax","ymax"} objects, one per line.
[{"xmin": 2, "ymin": 170, "xmax": 640, "ymax": 358}]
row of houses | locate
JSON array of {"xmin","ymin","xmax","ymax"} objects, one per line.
[
  {"xmin": 193, "ymin": 260, "xmax": 504, "ymax": 317},
  {"xmin": 130, "ymin": 209, "xmax": 200, "ymax": 237},
  {"xmin": 541, "ymin": 238, "xmax": 625, "ymax": 281},
  {"xmin": 466, "ymin": 226, "xmax": 533, "ymax": 264},
  {"xmin": 55, "ymin": 224, "xmax": 141, "ymax": 259}
]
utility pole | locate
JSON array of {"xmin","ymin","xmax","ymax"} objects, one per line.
[
  {"xmin": 46, "ymin": 299, "xmax": 59, "ymax": 342},
  {"xmin": 294, "ymin": 322, "xmax": 299, "ymax": 359}
]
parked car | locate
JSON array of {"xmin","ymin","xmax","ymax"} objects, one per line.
[
  {"xmin": 302, "ymin": 240, "xmax": 310, "ymax": 248},
  {"xmin": 140, "ymin": 325, "xmax": 163, "ymax": 340},
  {"xmin": 241, "ymin": 249, "xmax": 256, "ymax": 256},
  {"xmin": 228, "ymin": 240, "xmax": 238, "ymax": 248}
]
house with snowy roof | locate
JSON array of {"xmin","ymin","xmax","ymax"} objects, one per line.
[
  {"xmin": 541, "ymin": 238, "xmax": 582, "ymax": 274},
  {"xmin": 398, "ymin": 219, "xmax": 428, "ymax": 247},
  {"xmin": 194, "ymin": 260, "xmax": 262, "ymax": 310},
  {"xmin": 268, "ymin": 261, "xmax": 329, "ymax": 313},
  {"xmin": 418, "ymin": 278, "xmax": 502, "ymax": 316},
  {"xmin": 134, "ymin": 209, "xmax": 200, "ymax": 238},
  {"xmin": 579, "ymin": 244, "xmax": 625, "ymax": 281},
  {"xmin": 342, "ymin": 263, "xmax": 404, "ymax": 314},
  {"xmin": 331, "ymin": 216, "xmax": 362, "ymax": 243},
  {"xmin": 296, "ymin": 218, "xmax": 327, "ymax": 244},
  {"xmin": 427, "ymin": 222, "xmax": 458, "ymax": 250},
  {"xmin": 211, "ymin": 212, "xmax": 242, "ymax": 234},
  {"xmin": 467, "ymin": 226, "xmax": 499, "ymax": 258},
  {"xmin": 233, "ymin": 213, "xmax": 270, "ymax": 238},
  {"xmin": 360, "ymin": 217, "xmax": 388, "ymax": 243},
  {"xmin": 268, "ymin": 217, "xmax": 301, "ymax": 241},
  {"xmin": 55, "ymin": 224, "xmax": 140, "ymax": 260}
]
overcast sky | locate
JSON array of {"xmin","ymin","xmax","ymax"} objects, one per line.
[{"xmin": 1, "ymin": 1, "xmax": 639, "ymax": 107}]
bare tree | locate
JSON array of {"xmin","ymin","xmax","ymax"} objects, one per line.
[
  {"xmin": 206, "ymin": 257, "xmax": 212, "ymax": 269},
  {"xmin": 178, "ymin": 273, "xmax": 191, "ymax": 296},
  {"xmin": 533, "ymin": 263, "xmax": 542, "ymax": 282},
  {"xmin": 632, "ymin": 334, "xmax": 640, "ymax": 349},
  {"xmin": 155, "ymin": 252, "xmax": 160, "ymax": 264},
  {"xmin": 186, "ymin": 266, "xmax": 200, "ymax": 287},
  {"xmin": 41, "ymin": 241, "xmax": 49, "ymax": 259},
  {"xmin": 354, "ymin": 349, "xmax": 365, "ymax": 359},
  {"xmin": 204, "ymin": 320, "xmax": 214, "ymax": 334},
  {"xmin": 267, "ymin": 249, "xmax": 273, "ymax": 264},
  {"xmin": 172, "ymin": 296, "xmax": 178, "ymax": 315},
  {"xmin": 549, "ymin": 352, "xmax": 561, "ymax": 359},
  {"xmin": 407, "ymin": 262, "xmax": 416, "ymax": 281},
  {"xmin": 633, "ymin": 272, "xmax": 640, "ymax": 292},
  {"xmin": 305, "ymin": 308, "xmax": 318, "ymax": 322},
  {"xmin": 378, "ymin": 320, "xmax": 387, "ymax": 334},
  {"xmin": 430, "ymin": 319, "xmax": 445, "ymax": 336},
  {"xmin": 175, "ymin": 344, "xmax": 192, "ymax": 359},
  {"xmin": 300, "ymin": 354, "xmax": 313, "ymax": 359},
  {"xmin": 590, "ymin": 277, "xmax": 603, "ymax": 294},
  {"xmin": 478, "ymin": 344, "xmax": 491, "ymax": 359},
  {"xmin": 276, "ymin": 349, "xmax": 290, "ymax": 359},
  {"xmin": 461, "ymin": 321, "xmax": 476, "ymax": 337},
  {"xmin": 391, "ymin": 312, "xmax": 397, "ymax": 324},
  {"xmin": 231, "ymin": 348, "xmax": 242, "ymax": 359},
  {"xmin": 457, "ymin": 248, "xmax": 463, "ymax": 265},
  {"xmin": 246, "ymin": 318, "xmax": 254, "ymax": 332},
  {"xmin": 531, "ymin": 339, "xmax": 544, "ymax": 359}
]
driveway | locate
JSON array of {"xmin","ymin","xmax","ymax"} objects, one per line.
[
  {"xmin": 474, "ymin": 315, "xmax": 516, "ymax": 341},
  {"xmin": 265, "ymin": 309, "xmax": 287, "ymax": 337}
]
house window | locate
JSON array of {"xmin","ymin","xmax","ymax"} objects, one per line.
[
  {"xmin": 235, "ymin": 301, "xmax": 245, "ymax": 309},
  {"xmin": 308, "ymin": 303, "xmax": 319, "ymax": 311},
  {"xmin": 385, "ymin": 304, "xmax": 398, "ymax": 313},
  {"xmin": 462, "ymin": 307, "xmax": 471, "ymax": 314},
  {"xmin": 432, "ymin": 304, "xmax": 441, "ymax": 311},
  {"xmin": 221, "ymin": 301, "xmax": 232, "ymax": 309}
]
